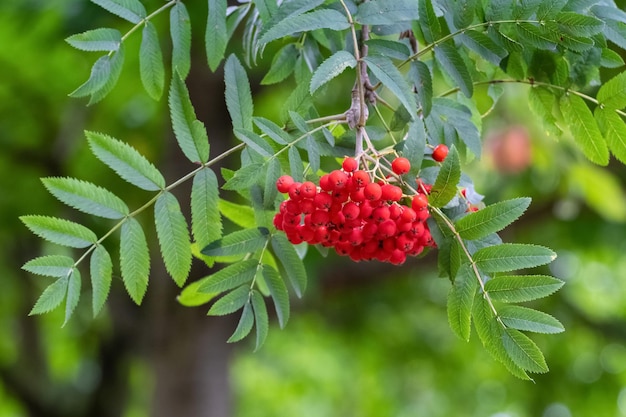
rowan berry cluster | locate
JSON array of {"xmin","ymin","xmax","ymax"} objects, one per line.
[{"xmin": 273, "ymin": 157, "xmax": 436, "ymax": 265}]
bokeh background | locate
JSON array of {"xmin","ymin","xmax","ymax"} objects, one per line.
[{"xmin": 2, "ymin": 1, "xmax": 626, "ymax": 416}]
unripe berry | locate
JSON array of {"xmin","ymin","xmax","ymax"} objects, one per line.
[
  {"xmin": 276, "ymin": 175, "xmax": 295, "ymax": 193},
  {"xmin": 342, "ymin": 157, "xmax": 358, "ymax": 172},
  {"xmin": 432, "ymin": 144, "xmax": 449, "ymax": 162},
  {"xmin": 391, "ymin": 157, "xmax": 411, "ymax": 175}
]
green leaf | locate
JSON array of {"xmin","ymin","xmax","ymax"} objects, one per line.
[
  {"xmin": 271, "ymin": 233, "xmax": 307, "ymax": 297},
  {"xmin": 447, "ymin": 264, "xmax": 479, "ymax": 341},
  {"xmin": 202, "ymin": 227, "xmax": 270, "ymax": 257},
  {"xmin": 169, "ymin": 73, "xmax": 210, "ymax": 163},
  {"xmin": 170, "ymin": 1, "xmax": 192, "ymax": 78},
  {"xmin": 228, "ymin": 300, "xmax": 255, "ymax": 342},
  {"xmin": 569, "ymin": 164, "xmax": 626, "ymax": 222},
  {"xmin": 473, "ymin": 294, "xmax": 531, "ymax": 380},
  {"xmin": 90, "ymin": 245, "xmax": 113, "ymax": 317},
  {"xmin": 516, "ymin": 22, "xmax": 556, "ymax": 49},
  {"xmin": 69, "ymin": 48, "xmax": 125, "ymax": 103},
  {"xmin": 556, "ymin": 11, "xmax": 604, "ymax": 37},
  {"xmin": 499, "ymin": 305, "xmax": 565, "ymax": 334},
  {"xmin": 64, "ymin": 267, "xmax": 81, "ymax": 326},
  {"xmin": 305, "ymin": 135, "xmax": 321, "ymax": 173},
  {"xmin": 30, "ymin": 276, "xmax": 68, "ymax": 316},
  {"xmin": 474, "ymin": 243, "xmax": 557, "ymax": 273},
  {"xmin": 529, "ymin": 86, "xmax": 560, "ymax": 135},
  {"xmin": 310, "ymin": 50, "xmax": 357, "ymax": 94},
  {"xmin": 597, "ymin": 71, "xmax": 626, "ymax": 110},
  {"xmin": 208, "ymin": 285, "xmax": 250, "ymax": 316},
  {"xmin": 460, "ymin": 30, "xmax": 508, "ymax": 65},
  {"xmin": 601, "ymin": 48, "xmax": 625, "ymax": 68},
  {"xmin": 219, "ymin": 199, "xmax": 256, "ymax": 229},
  {"xmin": 560, "ymin": 94, "xmax": 609, "ymax": 165},
  {"xmin": 86, "ymin": 131, "xmax": 166, "ymax": 191},
  {"xmin": 288, "ymin": 146, "xmax": 304, "ymax": 183},
  {"xmin": 251, "ymin": 290, "xmax": 269, "ymax": 350},
  {"xmin": 428, "ymin": 146, "xmax": 461, "ymax": 208},
  {"xmin": 66, "ymin": 28, "xmax": 121, "ymax": 52},
  {"xmin": 355, "ymin": 0, "xmax": 419, "ymax": 25},
  {"xmin": 207, "ymin": 0, "xmax": 228, "ymax": 71},
  {"xmin": 222, "ymin": 162, "xmax": 265, "ymax": 191},
  {"xmin": 502, "ymin": 328, "xmax": 549, "ymax": 373},
  {"xmin": 191, "ymin": 168, "xmax": 222, "ymax": 249},
  {"xmin": 595, "ymin": 108, "xmax": 626, "ymax": 164},
  {"xmin": 418, "ymin": 0, "xmax": 441, "ymax": 43},
  {"xmin": 363, "ymin": 55, "xmax": 416, "ymax": 119},
  {"xmin": 409, "ymin": 60, "xmax": 433, "ymax": 117},
  {"xmin": 42, "ymin": 177, "xmax": 129, "ymax": 219},
  {"xmin": 120, "ymin": 218, "xmax": 150, "ymax": 304},
  {"xmin": 262, "ymin": 264, "xmax": 290, "ymax": 328},
  {"xmin": 456, "ymin": 198, "xmax": 531, "ymax": 240},
  {"xmin": 178, "ymin": 279, "xmax": 218, "ymax": 307},
  {"xmin": 253, "ymin": 117, "xmax": 292, "ymax": 145},
  {"xmin": 434, "ymin": 42, "xmax": 473, "ymax": 97},
  {"xmin": 366, "ymin": 39, "xmax": 411, "ymax": 60},
  {"xmin": 224, "ymin": 55, "xmax": 254, "ymax": 131},
  {"xmin": 485, "ymin": 275, "xmax": 564, "ymax": 303},
  {"xmin": 21, "ymin": 215, "xmax": 97, "ymax": 248},
  {"xmin": 259, "ymin": 9, "xmax": 350, "ymax": 45},
  {"xmin": 155, "ymin": 192, "xmax": 192, "ymax": 287},
  {"xmin": 198, "ymin": 258, "xmax": 258, "ymax": 293},
  {"xmin": 139, "ymin": 21, "xmax": 165, "ymax": 100},
  {"xmin": 264, "ymin": 158, "xmax": 281, "ymax": 208},
  {"xmin": 23, "ymin": 255, "xmax": 74, "ymax": 278},
  {"xmin": 234, "ymin": 129, "xmax": 274, "ymax": 157},
  {"xmin": 91, "ymin": 0, "xmax": 146, "ymax": 23},
  {"xmin": 261, "ymin": 44, "xmax": 299, "ymax": 85}
]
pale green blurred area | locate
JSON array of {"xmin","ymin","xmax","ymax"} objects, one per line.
[{"xmin": 1, "ymin": 1, "xmax": 626, "ymax": 417}]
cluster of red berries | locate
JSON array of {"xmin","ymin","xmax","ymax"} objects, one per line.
[{"xmin": 272, "ymin": 157, "xmax": 436, "ymax": 265}]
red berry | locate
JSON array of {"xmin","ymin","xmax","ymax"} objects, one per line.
[
  {"xmin": 314, "ymin": 192, "xmax": 332, "ymax": 209},
  {"xmin": 401, "ymin": 207, "xmax": 417, "ymax": 223},
  {"xmin": 300, "ymin": 181, "xmax": 317, "ymax": 198},
  {"xmin": 342, "ymin": 157, "xmax": 358, "ymax": 172},
  {"xmin": 329, "ymin": 170, "xmax": 349, "ymax": 190},
  {"xmin": 276, "ymin": 175, "xmax": 295, "ymax": 193},
  {"xmin": 288, "ymin": 182, "xmax": 302, "ymax": 200},
  {"xmin": 372, "ymin": 206, "xmax": 391, "ymax": 223},
  {"xmin": 378, "ymin": 219, "xmax": 397, "ymax": 238},
  {"xmin": 411, "ymin": 194, "xmax": 429, "ymax": 211},
  {"xmin": 364, "ymin": 183, "xmax": 382, "ymax": 201},
  {"xmin": 432, "ymin": 144, "xmax": 449, "ymax": 162},
  {"xmin": 391, "ymin": 157, "xmax": 411, "ymax": 175},
  {"xmin": 319, "ymin": 174, "xmax": 333, "ymax": 191},
  {"xmin": 352, "ymin": 170, "xmax": 370, "ymax": 188},
  {"xmin": 342, "ymin": 201, "xmax": 360, "ymax": 220},
  {"xmin": 381, "ymin": 184, "xmax": 402, "ymax": 202}
]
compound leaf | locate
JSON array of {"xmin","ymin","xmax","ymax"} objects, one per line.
[
  {"xmin": 447, "ymin": 263, "xmax": 479, "ymax": 341},
  {"xmin": 91, "ymin": 0, "xmax": 146, "ymax": 23},
  {"xmin": 364, "ymin": 55, "xmax": 416, "ymax": 119},
  {"xmin": 355, "ymin": 0, "xmax": 419, "ymax": 25},
  {"xmin": 502, "ymin": 328, "xmax": 549, "ymax": 373},
  {"xmin": 595, "ymin": 107, "xmax": 626, "ymax": 164},
  {"xmin": 259, "ymin": 9, "xmax": 350, "ymax": 45},
  {"xmin": 251, "ymin": 290, "xmax": 269, "ymax": 350},
  {"xmin": 434, "ymin": 42, "xmax": 473, "ymax": 97},
  {"xmin": 64, "ymin": 267, "xmax": 82, "ymax": 326},
  {"xmin": 597, "ymin": 71, "xmax": 626, "ymax": 110},
  {"xmin": 228, "ymin": 300, "xmax": 254, "ymax": 342},
  {"xmin": 30, "ymin": 276, "xmax": 69, "ymax": 316}
]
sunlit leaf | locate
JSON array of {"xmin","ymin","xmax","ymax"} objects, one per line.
[
  {"xmin": 485, "ymin": 275, "xmax": 564, "ymax": 303},
  {"xmin": 202, "ymin": 227, "xmax": 270, "ymax": 257},
  {"xmin": 208, "ymin": 285, "xmax": 250, "ymax": 316},
  {"xmin": 197, "ymin": 258, "xmax": 258, "ymax": 293},
  {"xmin": 560, "ymin": 94, "xmax": 609, "ymax": 165},
  {"xmin": 456, "ymin": 198, "xmax": 531, "ymax": 240},
  {"xmin": 474, "ymin": 243, "xmax": 556, "ymax": 273},
  {"xmin": 499, "ymin": 305, "xmax": 565, "ymax": 334},
  {"xmin": 502, "ymin": 328, "xmax": 549, "ymax": 373}
]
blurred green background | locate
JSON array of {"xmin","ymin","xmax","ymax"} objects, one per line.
[{"xmin": 2, "ymin": 1, "xmax": 626, "ymax": 416}]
